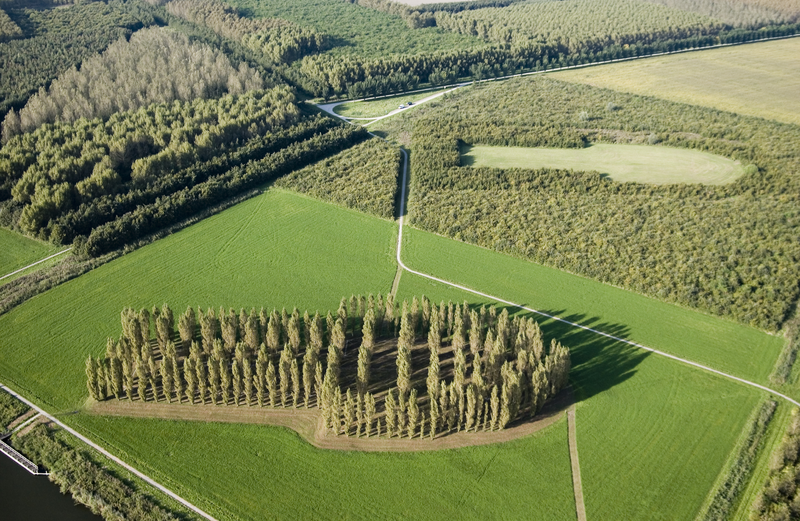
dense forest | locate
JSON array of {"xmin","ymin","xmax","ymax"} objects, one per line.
[
  {"xmin": 643, "ymin": 0, "xmax": 800, "ymax": 26},
  {"xmin": 0, "ymin": 0, "xmax": 158, "ymax": 118},
  {"xmin": 275, "ymin": 137, "xmax": 401, "ymax": 219},
  {"xmin": 166, "ymin": 0, "xmax": 328, "ymax": 63},
  {"xmin": 2, "ymin": 26, "xmax": 264, "ymax": 138},
  {"xmin": 86, "ymin": 298, "xmax": 571, "ymax": 439},
  {"xmin": 0, "ymin": 8, "xmax": 22, "ymax": 41},
  {"xmin": 403, "ymin": 77, "xmax": 800, "ymax": 331}
]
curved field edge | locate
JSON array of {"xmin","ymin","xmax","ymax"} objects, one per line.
[
  {"xmin": 400, "ymin": 226, "xmax": 784, "ymax": 387},
  {"xmin": 460, "ymin": 143, "xmax": 746, "ymax": 185},
  {"xmin": 0, "ymin": 190, "xmax": 398, "ymax": 411},
  {"xmin": 68, "ymin": 413, "xmax": 576, "ymax": 521},
  {"xmin": 86, "ymin": 387, "xmax": 572, "ymax": 453}
]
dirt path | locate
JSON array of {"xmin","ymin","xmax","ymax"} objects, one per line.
[
  {"xmin": 568, "ymin": 407, "xmax": 587, "ymax": 521},
  {"xmin": 89, "ymin": 389, "xmax": 572, "ymax": 453},
  {"xmin": 0, "ymin": 248, "xmax": 71, "ymax": 281},
  {"xmin": 7, "ymin": 409, "xmax": 36, "ymax": 430}
]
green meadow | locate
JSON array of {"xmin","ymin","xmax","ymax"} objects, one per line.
[
  {"xmin": 460, "ymin": 143, "xmax": 746, "ymax": 185},
  {"xmin": 0, "ymin": 227, "xmax": 60, "ymax": 277},
  {"xmin": 0, "ymin": 190, "xmax": 397, "ymax": 410},
  {"xmin": 334, "ymin": 91, "xmax": 441, "ymax": 119}
]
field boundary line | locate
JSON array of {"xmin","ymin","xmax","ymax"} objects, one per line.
[
  {"xmin": 568, "ymin": 407, "xmax": 587, "ymax": 521},
  {"xmin": 393, "ymin": 151, "xmax": 800, "ymax": 408},
  {"xmin": 0, "ymin": 383, "xmax": 220, "ymax": 521},
  {"xmin": 0, "ymin": 248, "xmax": 71, "ymax": 281}
]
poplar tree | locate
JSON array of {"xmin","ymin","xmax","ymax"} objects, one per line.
[
  {"xmin": 303, "ymin": 310, "xmax": 312, "ymax": 350},
  {"xmin": 384, "ymin": 293, "xmax": 394, "ymax": 337},
  {"xmin": 221, "ymin": 308, "xmax": 237, "ymax": 352},
  {"xmin": 447, "ymin": 301, "xmax": 455, "ymax": 337},
  {"xmin": 256, "ymin": 345, "xmax": 268, "ymax": 407},
  {"xmin": 438, "ymin": 301, "xmax": 447, "ymax": 338},
  {"xmin": 343, "ymin": 389, "xmax": 355, "ymax": 436},
  {"xmin": 385, "ymin": 389, "xmax": 397, "ymax": 437},
  {"xmin": 356, "ymin": 393, "xmax": 364, "ymax": 437},
  {"xmin": 396, "ymin": 394, "xmax": 407, "ymax": 436},
  {"xmin": 291, "ymin": 358, "xmax": 301, "ymax": 408},
  {"xmin": 421, "ymin": 296, "xmax": 431, "ymax": 334},
  {"xmin": 310, "ymin": 313, "xmax": 324, "ymax": 354},
  {"xmin": 184, "ymin": 356, "xmax": 196, "ymax": 404},
  {"xmin": 178, "ymin": 306, "xmax": 195, "ymax": 351},
  {"xmin": 266, "ymin": 360, "xmax": 278, "ymax": 408},
  {"xmin": 232, "ymin": 359, "xmax": 242, "ymax": 405},
  {"xmin": 426, "ymin": 310, "xmax": 441, "ymax": 402},
  {"xmin": 364, "ymin": 392, "xmax": 375, "ymax": 438},
  {"xmin": 137, "ymin": 308, "xmax": 149, "ymax": 351},
  {"xmin": 469, "ymin": 309, "xmax": 482, "ymax": 359},
  {"xmin": 241, "ymin": 352, "xmax": 252, "ymax": 405},
  {"xmin": 314, "ymin": 361, "xmax": 324, "ymax": 408},
  {"xmin": 396, "ymin": 305, "xmax": 413, "ymax": 401},
  {"xmin": 349, "ymin": 295, "xmax": 357, "ymax": 335},
  {"xmin": 208, "ymin": 354, "xmax": 221, "ymax": 405},
  {"xmin": 196, "ymin": 354, "xmax": 208, "ymax": 404},
  {"xmin": 407, "ymin": 389, "xmax": 419, "ymax": 439},
  {"xmin": 267, "ymin": 310, "xmax": 281, "ymax": 353},
  {"xmin": 530, "ymin": 365, "xmax": 548, "ymax": 417},
  {"xmin": 161, "ymin": 356, "xmax": 174, "ymax": 403},
  {"xmin": 357, "ymin": 342, "xmax": 371, "ymax": 397},
  {"xmin": 489, "ymin": 385, "xmax": 500, "ymax": 430},
  {"xmin": 259, "ymin": 308, "xmax": 269, "ymax": 345},
  {"xmin": 337, "ymin": 299, "xmax": 348, "ymax": 338},
  {"xmin": 410, "ymin": 297, "xmax": 420, "ymax": 340},
  {"xmin": 288, "ymin": 315, "xmax": 301, "ymax": 354},
  {"xmin": 429, "ymin": 394, "xmax": 439, "ymax": 439},
  {"xmin": 200, "ymin": 307, "xmax": 218, "ymax": 354},
  {"xmin": 376, "ymin": 418, "xmax": 383, "ymax": 438},
  {"xmin": 279, "ymin": 345, "xmax": 291, "ymax": 407},
  {"xmin": 110, "ymin": 357, "xmax": 123, "ymax": 400},
  {"xmin": 466, "ymin": 384, "xmax": 477, "ymax": 432},
  {"xmin": 136, "ymin": 355, "xmax": 148, "ymax": 402},
  {"xmin": 280, "ymin": 308, "xmax": 289, "ymax": 345},
  {"xmin": 123, "ymin": 357, "xmax": 135, "ymax": 401},
  {"xmin": 245, "ymin": 311, "xmax": 260, "ymax": 352},
  {"xmin": 302, "ymin": 348, "xmax": 317, "ymax": 407},
  {"xmin": 446, "ymin": 382, "xmax": 458, "ymax": 432},
  {"xmin": 220, "ymin": 354, "xmax": 232, "ymax": 405}
]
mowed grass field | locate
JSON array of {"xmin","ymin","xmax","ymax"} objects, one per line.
[
  {"xmin": 460, "ymin": 143, "xmax": 746, "ymax": 185},
  {"xmin": 400, "ymin": 227, "xmax": 784, "ymax": 387},
  {"xmin": 73, "ymin": 413, "xmax": 575, "ymax": 521},
  {"xmin": 0, "ymin": 227, "xmax": 60, "ymax": 277},
  {"xmin": 552, "ymin": 38, "xmax": 800, "ymax": 125},
  {"xmin": 0, "ymin": 189, "xmax": 398, "ymax": 410},
  {"xmin": 396, "ymin": 271, "xmax": 764, "ymax": 519},
  {"xmin": 333, "ymin": 90, "xmax": 437, "ymax": 118}
]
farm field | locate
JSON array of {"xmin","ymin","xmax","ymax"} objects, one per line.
[
  {"xmin": 552, "ymin": 37, "xmax": 800, "ymax": 125},
  {"xmin": 333, "ymin": 90, "xmax": 442, "ymax": 119},
  {"xmin": 400, "ymin": 227, "xmax": 785, "ymax": 387},
  {"xmin": 71, "ymin": 413, "xmax": 575, "ymax": 521},
  {"xmin": 0, "ymin": 228, "xmax": 60, "ymax": 277},
  {"xmin": 395, "ymin": 271, "xmax": 765, "ymax": 519},
  {"xmin": 460, "ymin": 143, "xmax": 746, "ymax": 185},
  {"xmin": 0, "ymin": 189, "xmax": 397, "ymax": 410}
]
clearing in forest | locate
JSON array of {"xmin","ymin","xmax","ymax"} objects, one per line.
[
  {"xmin": 460, "ymin": 143, "xmax": 746, "ymax": 185},
  {"xmin": 552, "ymin": 37, "xmax": 800, "ymax": 125},
  {"xmin": 333, "ymin": 91, "xmax": 442, "ymax": 119}
]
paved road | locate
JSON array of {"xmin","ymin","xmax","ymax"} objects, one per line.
[{"xmin": 0, "ymin": 383, "xmax": 219, "ymax": 521}]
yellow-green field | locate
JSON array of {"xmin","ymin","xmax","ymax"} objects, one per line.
[
  {"xmin": 552, "ymin": 38, "xmax": 800, "ymax": 125},
  {"xmin": 333, "ymin": 90, "xmax": 442, "ymax": 118},
  {"xmin": 460, "ymin": 143, "xmax": 746, "ymax": 184},
  {"xmin": 0, "ymin": 227, "xmax": 60, "ymax": 278}
]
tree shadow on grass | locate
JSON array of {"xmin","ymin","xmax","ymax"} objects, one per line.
[{"xmin": 536, "ymin": 309, "xmax": 650, "ymax": 402}]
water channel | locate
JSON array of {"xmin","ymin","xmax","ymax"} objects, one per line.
[{"xmin": 0, "ymin": 446, "xmax": 100, "ymax": 521}]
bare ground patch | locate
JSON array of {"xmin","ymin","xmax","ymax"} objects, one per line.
[{"xmin": 88, "ymin": 388, "xmax": 573, "ymax": 453}]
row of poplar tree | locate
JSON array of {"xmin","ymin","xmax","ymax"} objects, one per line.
[{"xmin": 86, "ymin": 294, "xmax": 570, "ymax": 439}]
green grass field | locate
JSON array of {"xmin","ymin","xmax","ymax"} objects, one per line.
[
  {"xmin": 400, "ymin": 227, "xmax": 784, "ymax": 387},
  {"xmin": 333, "ymin": 91, "xmax": 442, "ymax": 119},
  {"xmin": 0, "ymin": 189, "xmax": 397, "ymax": 410},
  {"xmin": 72, "ymin": 413, "xmax": 575, "ymax": 521},
  {"xmin": 0, "ymin": 227, "xmax": 60, "ymax": 277},
  {"xmin": 396, "ymin": 271, "xmax": 764, "ymax": 519},
  {"xmin": 552, "ymin": 38, "xmax": 800, "ymax": 125},
  {"xmin": 460, "ymin": 143, "xmax": 746, "ymax": 185}
]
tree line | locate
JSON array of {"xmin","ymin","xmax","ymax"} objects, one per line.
[
  {"xmin": 86, "ymin": 295, "xmax": 571, "ymax": 440},
  {"xmin": 405, "ymin": 77, "xmax": 800, "ymax": 331},
  {"xmin": 751, "ymin": 408, "xmax": 800, "ymax": 520},
  {"xmin": 2, "ymin": 26, "xmax": 264, "ymax": 138},
  {"xmin": 165, "ymin": 0, "xmax": 328, "ymax": 64},
  {"xmin": 0, "ymin": 87, "xmax": 301, "ymax": 240},
  {"xmin": 275, "ymin": 137, "xmax": 401, "ymax": 219},
  {"xmin": 643, "ymin": 0, "xmax": 800, "ymax": 27},
  {"xmin": 0, "ymin": 7, "xmax": 22, "ymax": 42}
]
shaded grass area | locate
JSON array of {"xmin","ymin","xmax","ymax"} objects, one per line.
[
  {"xmin": 396, "ymin": 271, "xmax": 762, "ymax": 519},
  {"xmin": 71, "ymin": 413, "xmax": 575, "ymax": 521},
  {"xmin": 0, "ymin": 227, "xmax": 59, "ymax": 277},
  {"xmin": 334, "ymin": 91, "xmax": 440, "ymax": 118},
  {"xmin": 0, "ymin": 190, "xmax": 397, "ymax": 410},
  {"xmin": 552, "ymin": 38, "xmax": 800, "ymax": 125},
  {"xmin": 400, "ymin": 227, "xmax": 784, "ymax": 388},
  {"xmin": 460, "ymin": 143, "xmax": 746, "ymax": 185}
]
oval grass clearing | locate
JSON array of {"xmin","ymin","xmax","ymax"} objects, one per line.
[
  {"xmin": 333, "ymin": 91, "xmax": 438, "ymax": 118},
  {"xmin": 461, "ymin": 143, "xmax": 746, "ymax": 185}
]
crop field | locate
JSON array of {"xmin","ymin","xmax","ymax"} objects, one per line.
[
  {"xmin": 0, "ymin": 228, "xmax": 60, "ymax": 277},
  {"xmin": 400, "ymin": 227, "xmax": 785, "ymax": 387},
  {"xmin": 396, "ymin": 271, "xmax": 765, "ymax": 519},
  {"xmin": 0, "ymin": 189, "xmax": 397, "ymax": 410},
  {"xmin": 72, "ymin": 412, "xmax": 574, "ymax": 521},
  {"xmin": 552, "ymin": 37, "xmax": 800, "ymax": 125},
  {"xmin": 460, "ymin": 143, "xmax": 746, "ymax": 185},
  {"xmin": 333, "ymin": 90, "xmax": 442, "ymax": 119}
]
